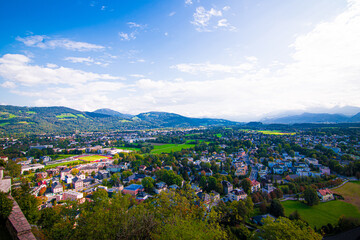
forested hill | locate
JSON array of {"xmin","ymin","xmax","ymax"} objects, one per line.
[{"xmin": 0, "ymin": 105, "xmax": 238, "ymax": 135}]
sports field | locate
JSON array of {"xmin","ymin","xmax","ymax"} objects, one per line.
[
  {"xmin": 282, "ymin": 200, "xmax": 360, "ymax": 228},
  {"xmin": 77, "ymin": 155, "xmax": 110, "ymax": 161},
  {"xmin": 150, "ymin": 143, "xmax": 195, "ymax": 154},
  {"xmin": 333, "ymin": 181, "xmax": 360, "ymax": 210}
]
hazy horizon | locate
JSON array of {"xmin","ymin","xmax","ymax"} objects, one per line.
[{"xmin": 1, "ymin": 0, "xmax": 360, "ymax": 122}]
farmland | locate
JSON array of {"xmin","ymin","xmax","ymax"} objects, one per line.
[{"xmin": 282, "ymin": 200, "xmax": 360, "ymax": 228}]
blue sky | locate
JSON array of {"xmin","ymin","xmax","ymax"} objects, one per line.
[{"xmin": 0, "ymin": 0, "xmax": 359, "ymax": 121}]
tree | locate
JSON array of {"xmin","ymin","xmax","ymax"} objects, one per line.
[
  {"xmin": 71, "ymin": 168, "xmax": 79, "ymax": 176},
  {"xmin": 269, "ymin": 199, "xmax": 284, "ymax": 217},
  {"xmin": 121, "ymin": 170, "xmax": 132, "ymax": 180},
  {"xmin": 241, "ymin": 178, "xmax": 251, "ymax": 194},
  {"xmin": 289, "ymin": 210, "xmax": 301, "ymax": 221},
  {"xmin": 142, "ymin": 177, "xmax": 155, "ymax": 192},
  {"xmin": 5, "ymin": 160, "xmax": 21, "ymax": 178},
  {"xmin": 0, "ymin": 191, "xmax": 13, "ymax": 220},
  {"xmin": 253, "ymin": 217, "xmax": 322, "ymax": 240},
  {"xmin": 303, "ymin": 187, "xmax": 319, "ymax": 206}
]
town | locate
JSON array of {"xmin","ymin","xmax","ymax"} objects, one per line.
[{"xmin": 1, "ymin": 126, "xmax": 359, "ymax": 239}]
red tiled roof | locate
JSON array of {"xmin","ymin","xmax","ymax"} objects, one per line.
[{"xmin": 318, "ymin": 188, "xmax": 332, "ymax": 196}]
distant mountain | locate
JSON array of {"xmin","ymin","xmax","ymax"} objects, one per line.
[
  {"xmin": 136, "ymin": 111, "xmax": 236, "ymax": 128},
  {"xmin": 350, "ymin": 112, "xmax": 360, "ymax": 122},
  {"xmin": 0, "ymin": 105, "xmax": 238, "ymax": 135},
  {"xmin": 93, "ymin": 108, "xmax": 133, "ymax": 119},
  {"xmin": 263, "ymin": 112, "xmax": 360, "ymax": 124}
]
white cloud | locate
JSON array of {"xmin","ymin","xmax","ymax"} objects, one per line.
[
  {"xmin": 185, "ymin": 0, "xmax": 193, "ymax": 6},
  {"xmin": 216, "ymin": 19, "xmax": 237, "ymax": 31},
  {"xmin": 0, "ymin": 54, "xmax": 120, "ymax": 87},
  {"xmin": 191, "ymin": 7, "xmax": 222, "ymax": 32},
  {"xmin": 16, "ymin": 35, "xmax": 105, "ymax": 51},
  {"xmin": 223, "ymin": 6, "xmax": 231, "ymax": 11},
  {"xmin": 171, "ymin": 61, "xmax": 255, "ymax": 75},
  {"xmin": 168, "ymin": 12, "xmax": 176, "ymax": 17},
  {"xmin": 129, "ymin": 74, "xmax": 145, "ymax": 78},
  {"xmin": 127, "ymin": 22, "xmax": 146, "ymax": 29},
  {"xmin": 1, "ymin": 81, "xmax": 16, "ymax": 88},
  {"xmin": 119, "ymin": 32, "xmax": 136, "ymax": 41},
  {"xmin": 64, "ymin": 57, "xmax": 94, "ymax": 63}
]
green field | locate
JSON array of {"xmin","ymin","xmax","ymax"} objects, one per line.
[
  {"xmin": 333, "ymin": 181, "xmax": 360, "ymax": 210},
  {"xmin": 150, "ymin": 143, "xmax": 195, "ymax": 154},
  {"xmin": 282, "ymin": 200, "xmax": 360, "ymax": 228},
  {"xmin": 44, "ymin": 160, "xmax": 83, "ymax": 169},
  {"xmin": 56, "ymin": 113, "xmax": 77, "ymax": 119},
  {"xmin": 115, "ymin": 147, "xmax": 139, "ymax": 151},
  {"xmin": 215, "ymin": 133, "xmax": 222, "ymax": 138},
  {"xmin": 49, "ymin": 154, "xmax": 78, "ymax": 160},
  {"xmin": 77, "ymin": 155, "xmax": 110, "ymax": 161},
  {"xmin": 0, "ymin": 122, "xmax": 10, "ymax": 126}
]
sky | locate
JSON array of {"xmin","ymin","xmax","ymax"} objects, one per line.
[{"xmin": 0, "ymin": 0, "xmax": 359, "ymax": 121}]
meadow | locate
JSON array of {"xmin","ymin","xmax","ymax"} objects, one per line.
[
  {"xmin": 333, "ymin": 181, "xmax": 360, "ymax": 210},
  {"xmin": 150, "ymin": 143, "xmax": 195, "ymax": 154},
  {"xmin": 282, "ymin": 200, "xmax": 360, "ymax": 228}
]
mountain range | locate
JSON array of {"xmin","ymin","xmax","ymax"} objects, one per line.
[
  {"xmin": 263, "ymin": 112, "xmax": 360, "ymax": 124},
  {"xmin": 0, "ymin": 105, "xmax": 237, "ymax": 135}
]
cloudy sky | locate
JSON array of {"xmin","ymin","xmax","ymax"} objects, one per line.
[{"xmin": 0, "ymin": 0, "xmax": 359, "ymax": 121}]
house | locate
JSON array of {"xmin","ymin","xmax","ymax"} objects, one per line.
[
  {"xmin": 317, "ymin": 188, "xmax": 334, "ymax": 201},
  {"xmin": 51, "ymin": 182, "xmax": 63, "ymax": 194},
  {"xmin": 191, "ymin": 184, "xmax": 202, "ymax": 193},
  {"xmin": 72, "ymin": 177, "xmax": 83, "ymax": 190},
  {"xmin": 21, "ymin": 164, "xmax": 44, "ymax": 174},
  {"xmin": 227, "ymin": 189, "xmax": 247, "ymax": 201},
  {"xmin": 197, "ymin": 192, "xmax": 211, "ymax": 204},
  {"xmin": 262, "ymin": 184, "xmax": 276, "ymax": 194},
  {"xmin": 0, "ymin": 156, "xmax": 8, "ymax": 162},
  {"xmin": 204, "ymin": 168, "xmax": 213, "ymax": 176},
  {"xmin": 154, "ymin": 182, "xmax": 167, "ymax": 194},
  {"xmin": 98, "ymin": 170, "xmax": 110, "ymax": 180},
  {"xmin": 122, "ymin": 184, "xmax": 144, "ymax": 196},
  {"xmin": 222, "ymin": 181, "xmax": 233, "ymax": 195},
  {"xmin": 235, "ymin": 164, "xmax": 248, "ymax": 177},
  {"xmin": 136, "ymin": 192, "xmax": 150, "ymax": 202},
  {"xmin": 250, "ymin": 180, "xmax": 261, "ymax": 193},
  {"xmin": 60, "ymin": 169, "xmax": 72, "ymax": 180},
  {"xmin": 124, "ymin": 173, "xmax": 148, "ymax": 183},
  {"xmin": 40, "ymin": 156, "xmax": 52, "ymax": 163},
  {"xmin": 63, "ymin": 191, "xmax": 84, "ymax": 203},
  {"xmin": 320, "ymin": 166, "xmax": 331, "ymax": 175}
]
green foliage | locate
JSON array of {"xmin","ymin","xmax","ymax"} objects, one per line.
[
  {"xmin": 0, "ymin": 192, "xmax": 13, "ymax": 220},
  {"xmin": 142, "ymin": 177, "xmax": 155, "ymax": 192},
  {"xmin": 12, "ymin": 182, "xmax": 41, "ymax": 224},
  {"xmin": 155, "ymin": 169, "xmax": 183, "ymax": 186},
  {"xmin": 5, "ymin": 160, "xmax": 21, "ymax": 178},
  {"xmin": 269, "ymin": 199, "xmax": 285, "ymax": 218},
  {"xmin": 252, "ymin": 217, "xmax": 322, "ymax": 240},
  {"xmin": 303, "ymin": 187, "xmax": 320, "ymax": 206},
  {"xmin": 241, "ymin": 178, "xmax": 251, "ymax": 194}
]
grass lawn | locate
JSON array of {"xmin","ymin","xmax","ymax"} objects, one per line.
[
  {"xmin": 282, "ymin": 200, "xmax": 360, "ymax": 228},
  {"xmin": 333, "ymin": 181, "xmax": 360, "ymax": 210},
  {"xmin": 215, "ymin": 133, "xmax": 222, "ymax": 138},
  {"xmin": 49, "ymin": 154, "xmax": 78, "ymax": 160},
  {"xmin": 44, "ymin": 160, "xmax": 84, "ymax": 169},
  {"xmin": 77, "ymin": 155, "xmax": 110, "ymax": 161},
  {"xmin": 150, "ymin": 143, "xmax": 195, "ymax": 154},
  {"xmin": 115, "ymin": 147, "xmax": 139, "ymax": 151}
]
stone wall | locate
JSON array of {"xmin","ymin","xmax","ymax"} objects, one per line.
[{"xmin": 6, "ymin": 196, "xmax": 36, "ymax": 240}]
